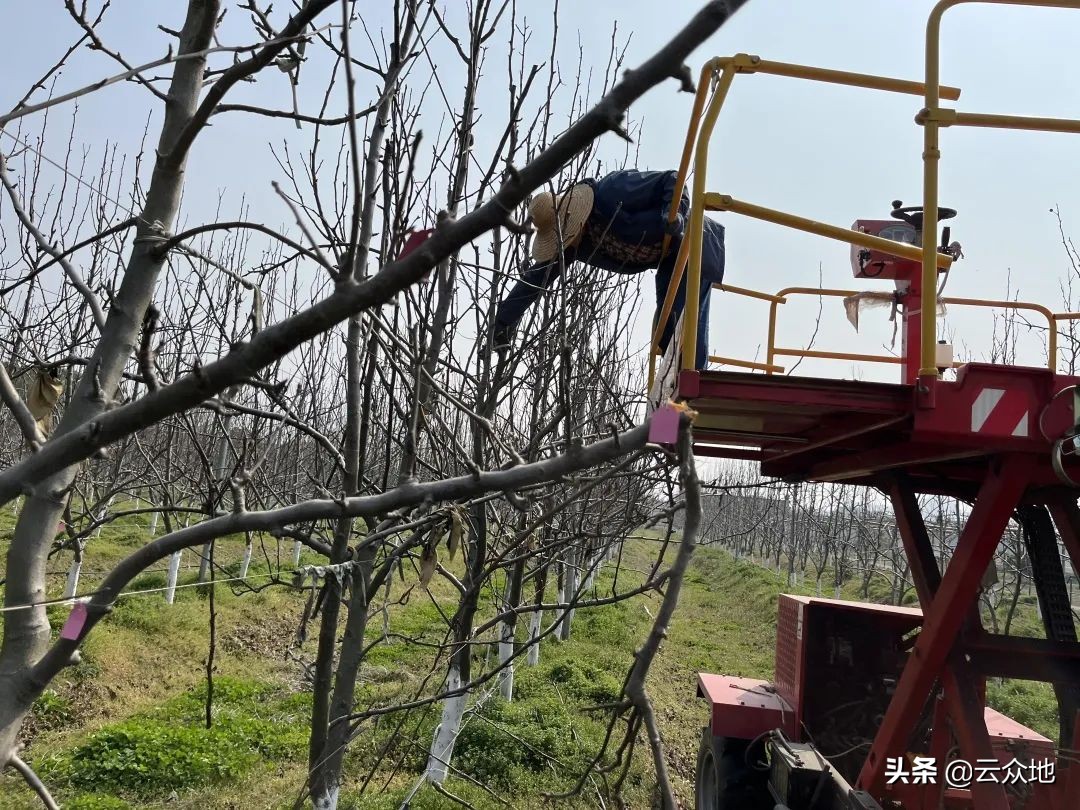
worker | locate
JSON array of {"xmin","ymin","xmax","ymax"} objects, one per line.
[{"xmin": 490, "ymin": 168, "xmax": 725, "ymax": 369}]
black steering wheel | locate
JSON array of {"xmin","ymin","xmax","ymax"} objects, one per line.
[{"xmin": 890, "ymin": 200, "xmax": 957, "ymax": 230}]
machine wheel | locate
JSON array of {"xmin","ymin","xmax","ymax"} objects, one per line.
[{"xmin": 695, "ymin": 727, "xmax": 771, "ymax": 810}]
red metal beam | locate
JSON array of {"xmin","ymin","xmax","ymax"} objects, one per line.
[
  {"xmin": 689, "ymin": 376, "xmax": 910, "ymax": 414},
  {"xmin": 888, "ymin": 480, "xmax": 1011, "ymax": 808},
  {"xmin": 940, "ymin": 667, "xmax": 1011, "ymax": 810},
  {"xmin": 691, "ymin": 444, "xmax": 764, "ymax": 461},
  {"xmin": 889, "ymin": 479, "xmax": 942, "ymax": 598},
  {"xmin": 965, "ymin": 635, "xmax": 1080, "ymax": 683},
  {"xmin": 765, "ymin": 414, "xmax": 908, "ymax": 465},
  {"xmin": 797, "ymin": 443, "xmax": 985, "ymax": 482},
  {"xmin": 857, "ymin": 455, "xmax": 1035, "ymax": 796}
]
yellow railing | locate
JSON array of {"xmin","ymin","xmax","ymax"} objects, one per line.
[
  {"xmin": 709, "ymin": 282, "xmax": 1070, "ymax": 376},
  {"xmin": 650, "ymin": 0, "xmax": 1080, "ymax": 394},
  {"xmin": 648, "ymin": 54, "xmax": 961, "ymax": 391}
]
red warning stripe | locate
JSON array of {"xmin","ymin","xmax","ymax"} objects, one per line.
[{"xmin": 973, "ymin": 388, "xmax": 1029, "ymax": 436}]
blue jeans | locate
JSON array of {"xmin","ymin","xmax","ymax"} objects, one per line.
[{"xmin": 653, "ymin": 256, "xmax": 715, "ymax": 371}]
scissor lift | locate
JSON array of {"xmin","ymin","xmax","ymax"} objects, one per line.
[{"xmin": 647, "ymin": 3, "xmax": 1080, "ymax": 808}]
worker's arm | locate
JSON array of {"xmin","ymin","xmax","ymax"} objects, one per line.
[{"xmin": 491, "ymin": 257, "xmax": 565, "ymax": 341}]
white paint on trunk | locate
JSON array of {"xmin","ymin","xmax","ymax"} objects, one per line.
[
  {"xmin": 582, "ymin": 554, "xmax": 598, "ymax": 591},
  {"xmin": 292, "ymin": 539, "xmax": 303, "ymax": 566},
  {"xmin": 166, "ymin": 550, "xmax": 183, "ymax": 605},
  {"xmin": 498, "ymin": 623, "xmax": 515, "ymax": 701},
  {"xmin": 197, "ymin": 540, "xmax": 213, "ymax": 583},
  {"xmin": 63, "ymin": 556, "xmax": 82, "ymax": 599},
  {"xmin": 93, "ymin": 495, "xmax": 115, "ymax": 539},
  {"xmin": 425, "ymin": 665, "xmax": 465, "ymax": 784},
  {"xmin": 312, "ymin": 785, "xmax": 339, "ymax": 810},
  {"xmin": 558, "ymin": 562, "xmax": 578, "ymax": 641},
  {"xmin": 239, "ymin": 542, "xmax": 252, "ymax": 579},
  {"xmin": 526, "ymin": 609, "xmax": 542, "ymax": 666},
  {"xmin": 149, "ymin": 509, "xmax": 159, "ymax": 535}
]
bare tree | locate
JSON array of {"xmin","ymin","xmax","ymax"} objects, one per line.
[{"xmin": 0, "ymin": 1, "xmax": 751, "ymax": 806}]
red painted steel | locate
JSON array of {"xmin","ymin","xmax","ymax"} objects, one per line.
[
  {"xmin": 683, "ymin": 255, "xmax": 1080, "ymax": 807},
  {"xmin": 888, "ymin": 484, "xmax": 1019, "ymax": 808},
  {"xmin": 684, "ymin": 364, "xmax": 1080, "ymax": 489},
  {"xmin": 773, "ymin": 594, "xmax": 802, "ymax": 732},
  {"xmin": 695, "ymin": 673, "xmax": 796, "ymax": 739},
  {"xmin": 856, "ymin": 455, "xmax": 1035, "ymax": 795}
]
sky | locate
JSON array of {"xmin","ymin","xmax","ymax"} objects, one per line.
[{"xmin": 4, "ymin": 0, "xmax": 1080, "ymax": 385}]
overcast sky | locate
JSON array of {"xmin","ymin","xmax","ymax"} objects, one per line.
[{"xmin": 4, "ymin": 1, "xmax": 1080, "ymax": 383}]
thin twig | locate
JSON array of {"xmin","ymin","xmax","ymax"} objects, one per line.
[{"xmin": 9, "ymin": 754, "xmax": 60, "ymax": 810}]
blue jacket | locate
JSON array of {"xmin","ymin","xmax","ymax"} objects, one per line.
[{"xmin": 494, "ymin": 169, "xmax": 725, "ymax": 332}]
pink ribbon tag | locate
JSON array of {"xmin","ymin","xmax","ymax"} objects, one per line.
[
  {"xmin": 648, "ymin": 404, "xmax": 681, "ymax": 445},
  {"xmin": 60, "ymin": 602, "xmax": 88, "ymax": 641}
]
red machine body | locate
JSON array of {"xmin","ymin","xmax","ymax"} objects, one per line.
[
  {"xmin": 679, "ymin": 198, "xmax": 1080, "ymax": 809},
  {"xmin": 697, "ymin": 597, "xmax": 1059, "ymax": 808},
  {"xmin": 850, "ymin": 219, "xmax": 922, "ymax": 281}
]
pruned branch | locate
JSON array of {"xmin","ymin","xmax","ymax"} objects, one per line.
[{"xmin": 8, "ymin": 754, "xmax": 59, "ymax": 810}]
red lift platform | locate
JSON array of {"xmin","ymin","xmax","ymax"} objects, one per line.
[{"xmin": 647, "ymin": 4, "xmax": 1080, "ymax": 808}]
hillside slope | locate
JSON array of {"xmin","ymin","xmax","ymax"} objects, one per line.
[{"xmin": 0, "ymin": 526, "xmax": 1058, "ymax": 808}]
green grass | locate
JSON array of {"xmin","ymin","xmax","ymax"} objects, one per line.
[
  {"xmin": 0, "ymin": 513, "xmax": 1067, "ymax": 808},
  {"xmin": 36, "ymin": 677, "xmax": 310, "ymax": 799}
]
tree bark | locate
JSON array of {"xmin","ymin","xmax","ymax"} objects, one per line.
[{"xmin": 0, "ymin": 0, "xmax": 221, "ymax": 764}]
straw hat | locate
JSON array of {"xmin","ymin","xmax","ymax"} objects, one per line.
[{"xmin": 529, "ymin": 183, "xmax": 594, "ymax": 262}]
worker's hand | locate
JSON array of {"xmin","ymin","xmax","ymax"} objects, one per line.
[{"xmin": 663, "ymin": 217, "xmax": 683, "ymax": 238}]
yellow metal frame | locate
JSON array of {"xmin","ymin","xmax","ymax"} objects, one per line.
[
  {"xmin": 650, "ymin": 0, "xmax": 1080, "ymax": 391},
  {"xmin": 710, "ymin": 282, "xmax": 1067, "ymax": 376}
]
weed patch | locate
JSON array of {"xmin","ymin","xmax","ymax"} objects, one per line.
[{"xmin": 41, "ymin": 677, "xmax": 309, "ymax": 799}]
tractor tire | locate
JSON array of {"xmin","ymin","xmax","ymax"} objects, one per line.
[{"xmin": 695, "ymin": 727, "xmax": 771, "ymax": 810}]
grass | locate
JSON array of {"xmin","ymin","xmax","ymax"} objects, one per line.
[{"xmin": 0, "ymin": 509, "xmax": 1065, "ymax": 808}]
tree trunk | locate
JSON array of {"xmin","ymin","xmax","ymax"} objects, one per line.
[
  {"xmin": 63, "ymin": 543, "xmax": 84, "ymax": 600},
  {"xmin": 558, "ymin": 546, "xmax": 578, "ymax": 642},
  {"xmin": 498, "ymin": 547, "xmax": 526, "ymax": 700},
  {"xmin": 0, "ymin": 0, "xmax": 220, "ymax": 762},
  {"xmin": 199, "ymin": 389, "xmax": 238, "ymax": 583},
  {"xmin": 526, "ymin": 559, "xmax": 548, "ymax": 667},
  {"xmin": 166, "ymin": 550, "xmax": 183, "ymax": 605}
]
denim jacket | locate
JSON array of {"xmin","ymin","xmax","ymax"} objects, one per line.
[{"xmin": 494, "ymin": 169, "xmax": 725, "ymax": 333}]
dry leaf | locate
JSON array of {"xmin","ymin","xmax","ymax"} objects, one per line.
[
  {"xmin": 447, "ymin": 506, "xmax": 463, "ymax": 561},
  {"xmin": 419, "ymin": 545, "xmax": 438, "ymax": 587},
  {"xmin": 27, "ymin": 371, "xmax": 63, "ymax": 435}
]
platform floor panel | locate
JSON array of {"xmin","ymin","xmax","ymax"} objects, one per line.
[
  {"xmin": 685, "ymin": 369, "xmax": 912, "ymax": 451},
  {"xmin": 678, "ymin": 368, "xmax": 1077, "ymax": 492}
]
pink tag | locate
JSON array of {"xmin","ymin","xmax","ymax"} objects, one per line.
[
  {"xmin": 648, "ymin": 404, "xmax": 681, "ymax": 445},
  {"xmin": 60, "ymin": 602, "xmax": 88, "ymax": 641},
  {"xmin": 396, "ymin": 229, "xmax": 434, "ymax": 261}
]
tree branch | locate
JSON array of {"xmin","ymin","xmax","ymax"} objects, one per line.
[
  {"xmin": 8, "ymin": 754, "xmax": 59, "ymax": 810},
  {"xmin": 24, "ymin": 421, "xmax": 651, "ymax": 695},
  {"xmin": 622, "ymin": 414, "xmax": 701, "ymax": 808},
  {"xmin": 0, "ymin": 0, "xmax": 746, "ymax": 508},
  {"xmin": 211, "ymin": 101, "xmax": 379, "ymax": 125},
  {"xmin": 0, "ymin": 152, "xmax": 107, "ymax": 332},
  {"xmin": 0, "ymin": 28, "xmax": 330, "ymax": 130}
]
